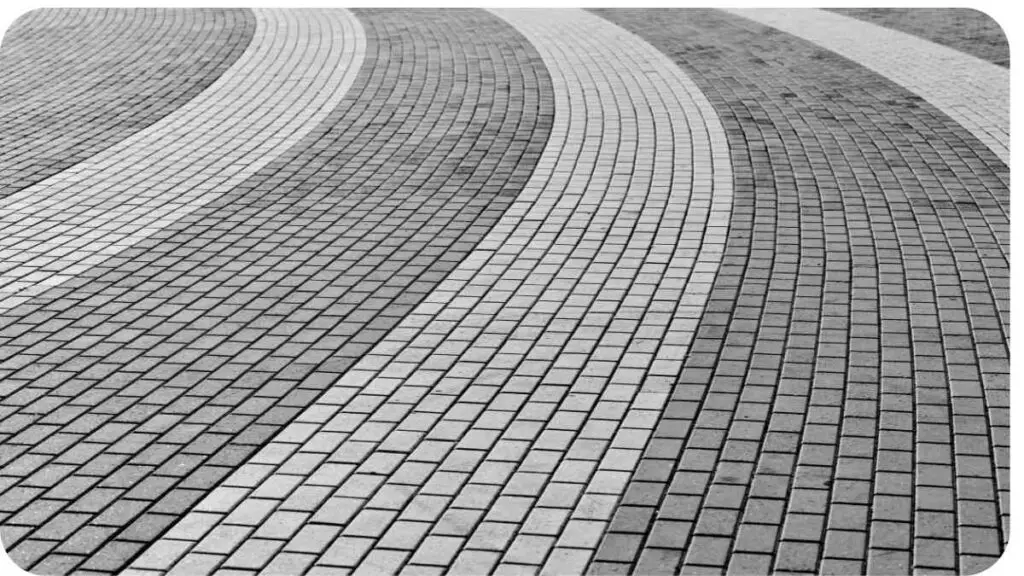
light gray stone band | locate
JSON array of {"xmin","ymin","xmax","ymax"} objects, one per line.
[{"xmin": 0, "ymin": 9, "xmax": 366, "ymax": 311}]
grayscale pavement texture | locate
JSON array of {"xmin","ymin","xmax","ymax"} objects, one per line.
[{"xmin": 0, "ymin": 7, "xmax": 1011, "ymax": 576}]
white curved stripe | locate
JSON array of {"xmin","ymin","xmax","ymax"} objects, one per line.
[
  {"xmin": 724, "ymin": 8, "xmax": 1009, "ymax": 165},
  {"xmin": 0, "ymin": 9, "xmax": 366, "ymax": 310},
  {"xmin": 487, "ymin": 10, "xmax": 731, "ymax": 575},
  {"xmin": 128, "ymin": 8, "xmax": 732, "ymax": 575}
]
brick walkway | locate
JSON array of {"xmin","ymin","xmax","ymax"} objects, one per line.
[{"xmin": 0, "ymin": 8, "xmax": 1010, "ymax": 576}]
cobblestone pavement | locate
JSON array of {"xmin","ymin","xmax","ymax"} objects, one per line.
[
  {"xmin": 828, "ymin": 9, "xmax": 1010, "ymax": 68},
  {"xmin": 0, "ymin": 7, "xmax": 1010, "ymax": 576}
]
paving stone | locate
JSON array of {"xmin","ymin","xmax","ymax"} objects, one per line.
[
  {"xmin": 0, "ymin": 8, "xmax": 256, "ymax": 199},
  {"xmin": 594, "ymin": 7, "xmax": 1008, "ymax": 573},
  {"xmin": 0, "ymin": 7, "xmax": 1009, "ymax": 576},
  {"xmin": 0, "ymin": 9, "xmax": 367, "ymax": 313},
  {"xmin": 0, "ymin": 7, "xmax": 554, "ymax": 573},
  {"xmin": 355, "ymin": 549, "xmax": 410, "ymax": 576},
  {"xmin": 830, "ymin": 8, "xmax": 1009, "ymax": 67},
  {"xmin": 727, "ymin": 8, "xmax": 1008, "ymax": 166}
]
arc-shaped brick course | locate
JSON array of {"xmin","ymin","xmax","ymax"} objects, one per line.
[
  {"xmin": 829, "ymin": 8, "xmax": 1009, "ymax": 68},
  {"xmin": 725, "ymin": 8, "xmax": 1010, "ymax": 168},
  {"xmin": 0, "ymin": 9, "xmax": 256, "ymax": 198},
  {"xmin": 592, "ymin": 8, "xmax": 1008, "ymax": 574},
  {"xmin": 0, "ymin": 8, "xmax": 1010, "ymax": 576},
  {"xmin": 0, "ymin": 8, "xmax": 554, "ymax": 574},
  {"xmin": 126, "ymin": 7, "xmax": 732, "ymax": 575},
  {"xmin": 0, "ymin": 9, "xmax": 366, "ymax": 311}
]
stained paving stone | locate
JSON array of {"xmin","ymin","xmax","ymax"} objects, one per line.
[{"xmin": 0, "ymin": 6, "xmax": 1012, "ymax": 576}]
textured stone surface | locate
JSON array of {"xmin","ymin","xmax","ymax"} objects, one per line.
[
  {"xmin": 592, "ymin": 8, "xmax": 1008, "ymax": 575},
  {"xmin": 0, "ymin": 7, "xmax": 553, "ymax": 574},
  {"xmin": 0, "ymin": 9, "xmax": 366, "ymax": 310},
  {"xmin": 129, "ymin": 7, "xmax": 732, "ymax": 574},
  {"xmin": 0, "ymin": 9, "xmax": 256, "ymax": 198},
  {"xmin": 724, "ymin": 8, "xmax": 1009, "ymax": 167},
  {"xmin": 830, "ymin": 8, "xmax": 1009, "ymax": 68},
  {"xmin": 0, "ymin": 7, "xmax": 1010, "ymax": 576}
]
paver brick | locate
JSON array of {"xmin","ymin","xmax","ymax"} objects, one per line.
[
  {"xmin": 0, "ymin": 8, "xmax": 256, "ymax": 200},
  {"xmin": 0, "ymin": 6, "xmax": 1010, "ymax": 576},
  {"xmin": 831, "ymin": 8, "xmax": 1009, "ymax": 66},
  {"xmin": 595, "ymin": 6, "xmax": 1007, "ymax": 574},
  {"xmin": 1, "ymin": 6, "xmax": 556, "ymax": 573}
]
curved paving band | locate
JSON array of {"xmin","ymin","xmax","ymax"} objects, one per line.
[
  {"xmin": 594, "ymin": 8, "xmax": 1008, "ymax": 575},
  {"xmin": 0, "ymin": 7, "xmax": 555, "ymax": 574},
  {"xmin": 0, "ymin": 7, "xmax": 1011, "ymax": 576},
  {"xmin": 125, "ymin": 7, "xmax": 732, "ymax": 575},
  {"xmin": 0, "ymin": 9, "xmax": 256, "ymax": 198},
  {"xmin": 0, "ymin": 9, "xmax": 366, "ymax": 311},
  {"xmin": 725, "ymin": 8, "xmax": 1010, "ymax": 168},
  {"xmin": 830, "ymin": 8, "xmax": 1010, "ymax": 68}
]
